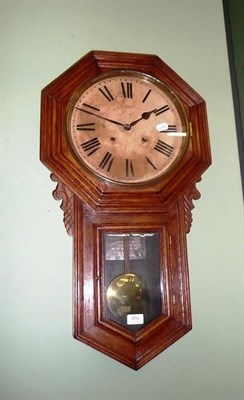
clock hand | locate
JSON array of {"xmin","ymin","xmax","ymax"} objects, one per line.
[
  {"xmin": 75, "ymin": 107, "xmax": 125, "ymax": 128},
  {"xmin": 129, "ymin": 109, "xmax": 157, "ymax": 127}
]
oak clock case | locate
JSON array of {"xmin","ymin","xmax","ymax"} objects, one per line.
[{"xmin": 40, "ymin": 50, "xmax": 211, "ymax": 370}]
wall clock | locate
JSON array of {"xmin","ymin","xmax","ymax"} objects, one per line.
[{"xmin": 40, "ymin": 50, "xmax": 211, "ymax": 369}]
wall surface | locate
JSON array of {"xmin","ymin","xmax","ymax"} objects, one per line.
[{"xmin": 1, "ymin": 1, "xmax": 243, "ymax": 400}]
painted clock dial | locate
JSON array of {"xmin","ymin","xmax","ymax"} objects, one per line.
[{"xmin": 67, "ymin": 71, "xmax": 189, "ymax": 184}]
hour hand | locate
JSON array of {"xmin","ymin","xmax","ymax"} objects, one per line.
[{"xmin": 129, "ymin": 109, "xmax": 157, "ymax": 127}]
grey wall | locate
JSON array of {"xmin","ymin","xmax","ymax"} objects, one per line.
[{"xmin": 1, "ymin": 1, "xmax": 243, "ymax": 399}]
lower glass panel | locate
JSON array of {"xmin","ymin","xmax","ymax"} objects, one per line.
[{"xmin": 104, "ymin": 233, "xmax": 162, "ymax": 331}]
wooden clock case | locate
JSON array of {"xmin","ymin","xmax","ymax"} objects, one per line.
[{"xmin": 40, "ymin": 50, "xmax": 211, "ymax": 370}]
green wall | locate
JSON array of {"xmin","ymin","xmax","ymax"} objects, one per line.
[
  {"xmin": 1, "ymin": 1, "xmax": 243, "ymax": 399},
  {"xmin": 223, "ymin": 0, "xmax": 244, "ymax": 190},
  {"xmin": 226, "ymin": 0, "xmax": 244, "ymax": 130}
]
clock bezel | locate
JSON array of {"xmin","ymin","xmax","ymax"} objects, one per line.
[{"xmin": 66, "ymin": 70, "xmax": 189, "ymax": 186}]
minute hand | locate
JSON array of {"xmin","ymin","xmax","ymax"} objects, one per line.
[{"xmin": 75, "ymin": 107, "xmax": 125, "ymax": 127}]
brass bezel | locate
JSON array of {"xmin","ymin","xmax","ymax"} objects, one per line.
[{"xmin": 66, "ymin": 70, "xmax": 189, "ymax": 186}]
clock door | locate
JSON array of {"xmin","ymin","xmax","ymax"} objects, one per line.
[{"xmin": 103, "ymin": 232, "xmax": 162, "ymax": 331}]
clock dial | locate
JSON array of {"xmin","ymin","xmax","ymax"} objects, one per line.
[{"xmin": 67, "ymin": 71, "xmax": 189, "ymax": 184}]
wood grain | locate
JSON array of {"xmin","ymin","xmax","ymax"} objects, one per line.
[{"xmin": 40, "ymin": 50, "xmax": 211, "ymax": 369}]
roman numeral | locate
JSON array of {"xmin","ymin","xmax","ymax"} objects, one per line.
[
  {"xmin": 81, "ymin": 137, "xmax": 101, "ymax": 156},
  {"xmin": 154, "ymin": 140, "xmax": 174, "ymax": 157},
  {"xmin": 165, "ymin": 125, "xmax": 177, "ymax": 132},
  {"xmin": 121, "ymin": 82, "xmax": 133, "ymax": 99},
  {"xmin": 142, "ymin": 89, "xmax": 151, "ymax": 103},
  {"xmin": 154, "ymin": 105, "xmax": 170, "ymax": 116},
  {"xmin": 99, "ymin": 86, "xmax": 114, "ymax": 101},
  {"xmin": 158, "ymin": 124, "xmax": 177, "ymax": 133},
  {"xmin": 76, "ymin": 123, "xmax": 95, "ymax": 131},
  {"xmin": 145, "ymin": 156, "xmax": 157, "ymax": 170},
  {"xmin": 126, "ymin": 159, "xmax": 134, "ymax": 177},
  {"xmin": 99, "ymin": 152, "xmax": 114, "ymax": 171}
]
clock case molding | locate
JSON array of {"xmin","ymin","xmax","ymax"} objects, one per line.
[{"xmin": 40, "ymin": 50, "xmax": 211, "ymax": 370}]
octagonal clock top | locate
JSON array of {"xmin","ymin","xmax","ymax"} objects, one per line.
[{"xmin": 40, "ymin": 50, "xmax": 211, "ymax": 211}]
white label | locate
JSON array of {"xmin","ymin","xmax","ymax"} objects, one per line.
[
  {"xmin": 156, "ymin": 122, "xmax": 168, "ymax": 132},
  {"xmin": 156, "ymin": 122, "xmax": 187, "ymax": 136},
  {"xmin": 127, "ymin": 314, "xmax": 144, "ymax": 325}
]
